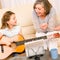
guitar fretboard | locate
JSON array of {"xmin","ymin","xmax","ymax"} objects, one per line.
[{"xmin": 13, "ymin": 36, "xmax": 47, "ymax": 46}]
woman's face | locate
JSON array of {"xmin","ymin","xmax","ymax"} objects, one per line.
[
  {"xmin": 34, "ymin": 4, "xmax": 46, "ymax": 17},
  {"xmin": 7, "ymin": 14, "xmax": 17, "ymax": 26}
]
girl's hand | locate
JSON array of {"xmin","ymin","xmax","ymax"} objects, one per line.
[{"xmin": 40, "ymin": 23, "xmax": 48, "ymax": 30}]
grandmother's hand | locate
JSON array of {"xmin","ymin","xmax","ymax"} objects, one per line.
[{"xmin": 40, "ymin": 23, "xmax": 48, "ymax": 30}]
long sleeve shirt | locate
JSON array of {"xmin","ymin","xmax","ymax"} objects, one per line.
[{"xmin": 32, "ymin": 7, "xmax": 57, "ymax": 33}]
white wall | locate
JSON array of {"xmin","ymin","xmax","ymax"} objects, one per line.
[
  {"xmin": 49, "ymin": 0, "xmax": 60, "ymax": 14},
  {"xmin": 0, "ymin": 0, "xmax": 2, "ymax": 8},
  {"xmin": 49, "ymin": 0, "xmax": 60, "ymax": 24},
  {"xmin": 0, "ymin": 0, "xmax": 60, "ymax": 24},
  {"xmin": 0, "ymin": 0, "xmax": 36, "ymax": 8},
  {"xmin": 0, "ymin": 0, "xmax": 60, "ymax": 14}
]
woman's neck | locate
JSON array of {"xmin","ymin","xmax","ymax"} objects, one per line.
[{"xmin": 39, "ymin": 15, "xmax": 46, "ymax": 20}]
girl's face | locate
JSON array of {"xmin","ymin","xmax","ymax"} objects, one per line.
[
  {"xmin": 34, "ymin": 3, "xmax": 46, "ymax": 17},
  {"xmin": 7, "ymin": 14, "xmax": 17, "ymax": 27}
]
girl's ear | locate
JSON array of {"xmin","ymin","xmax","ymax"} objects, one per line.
[{"xmin": 6, "ymin": 21, "xmax": 9, "ymax": 24}]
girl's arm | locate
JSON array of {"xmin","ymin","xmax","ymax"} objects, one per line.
[
  {"xmin": 48, "ymin": 8, "xmax": 57, "ymax": 31},
  {"xmin": 0, "ymin": 33, "xmax": 3, "ymax": 39},
  {"xmin": 0, "ymin": 36, "xmax": 11, "ymax": 46}
]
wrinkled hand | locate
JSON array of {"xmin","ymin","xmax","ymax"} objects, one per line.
[{"xmin": 40, "ymin": 23, "xmax": 48, "ymax": 30}]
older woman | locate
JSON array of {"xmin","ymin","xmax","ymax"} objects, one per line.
[{"xmin": 32, "ymin": 0, "xmax": 57, "ymax": 37}]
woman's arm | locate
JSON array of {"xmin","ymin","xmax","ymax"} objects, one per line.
[
  {"xmin": 32, "ymin": 10, "xmax": 41, "ymax": 32},
  {"xmin": 48, "ymin": 7, "xmax": 57, "ymax": 31},
  {"xmin": 54, "ymin": 26, "xmax": 60, "ymax": 31}
]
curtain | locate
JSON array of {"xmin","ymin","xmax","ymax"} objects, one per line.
[
  {"xmin": 0, "ymin": 0, "xmax": 60, "ymax": 21},
  {"xmin": 0, "ymin": 0, "xmax": 36, "ymax": 8},
  {"xmin": 49, "ymin": 0, "xmax": 60, "ymax": 13},
  {"xmin": 0, "ymin": 0, "xmax": 60, "ymax": 16},
  {"xmin": 0, "ymin": 0, "xmax": 2, "ymax": 8},
  {"xmin": 49, "ymin": 0, "xmax": 60, "ymax": 24}
]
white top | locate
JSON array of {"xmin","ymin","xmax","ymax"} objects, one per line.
[{"xmin": 0, "ymin": 26, "xmax": 21, "ymax": 37}]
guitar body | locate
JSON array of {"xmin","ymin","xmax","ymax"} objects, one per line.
[
  {"xmin": 0, "ymin": 46, "xmax": 13, "ymax": 59},
  {"xmin": 0, "ymin": 31, "xmax": 59, "ymax": 59},
  {"xmin": 15, "ymin": 35, "xmax": 25, "ymax": 53},
  {"xmin": 0, "ymin": 35, "xmax": 25, "ymax": 59}
]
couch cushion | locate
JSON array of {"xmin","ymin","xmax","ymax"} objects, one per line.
[
  {"xmin": 24, "ymin": 34, "xmax": 35, "ymax": 39},
  {"xmin": 22, "ymin": 25, "xmax": 36, "ymax": 35}
]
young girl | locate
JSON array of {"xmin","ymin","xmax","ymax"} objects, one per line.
[
  {"xmin": 0, "ymin": 11, "xmax": 21, "ymax": 45},
  {"xmin": 0, "ymin": 11, "xmax": 25, "ymax": 56}
]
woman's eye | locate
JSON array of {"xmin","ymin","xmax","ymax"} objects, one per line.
[
  {"xmin": 38, "ymin": 8, "xmax": 41, "ymax": 10},
  {"xmin": 35, "ymin": 7, "xmax": 41, "ymax": 10}
]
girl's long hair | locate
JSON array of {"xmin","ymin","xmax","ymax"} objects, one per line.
[{"xmin": 1, "ymin": 11, "xmax": 15, "ymax": 29}]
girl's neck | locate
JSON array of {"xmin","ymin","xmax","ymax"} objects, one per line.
[{"xmin": 8, "ymin": 25, "xmax": 14, "ymax": 30}]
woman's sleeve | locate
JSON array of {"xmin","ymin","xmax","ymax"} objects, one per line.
[
  {"xmin": 48, "ymin": 7, "xmax": 57, "ymax": 31},
  {"xmin": 32, "ymin": 10, "xmax": 41, "ymax": 32}
]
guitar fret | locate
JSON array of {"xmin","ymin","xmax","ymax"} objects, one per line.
[{"xmin": 14, "ymin": 36, "xmax": 47, "ymax": 46}]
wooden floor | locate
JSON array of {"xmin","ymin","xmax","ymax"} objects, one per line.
[
  {"xmin": 3, "ymin": 51, "xmax": 51, "ymax": 60},
  {"xmin": 6, "ymin": 50, "xmax": 60, "ymax": 60}
]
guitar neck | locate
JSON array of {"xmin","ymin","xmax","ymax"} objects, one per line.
[{"xmin": 13, "ymin": 36, "xmax": 47, "ymax": 46}]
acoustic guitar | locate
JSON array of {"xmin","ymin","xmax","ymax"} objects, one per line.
[
  {"xmin": 0, "ymin": 31, "xmax": 60, "ymax": 59},
  {"xmin": 0, "ymin": 35, "xmax": 47, "ymax": 60}
]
